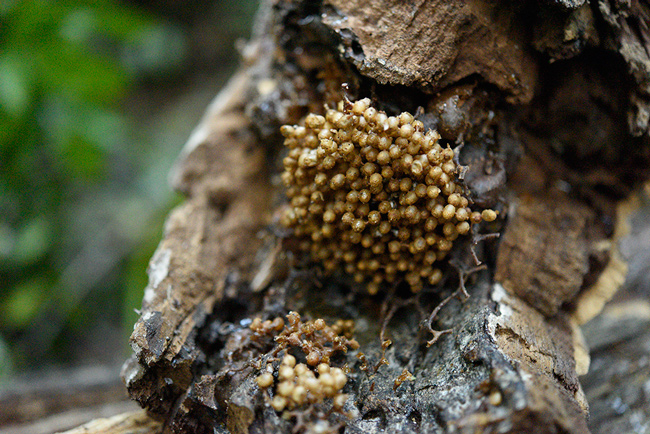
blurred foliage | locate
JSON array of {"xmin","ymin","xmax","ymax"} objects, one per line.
[{"xmin": 0, "ymin": 0, "xmax": 257, "ymax": 378}]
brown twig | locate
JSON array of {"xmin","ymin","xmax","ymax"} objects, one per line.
[{"xmin": 470, "ymin": 232, "xmax": 500, "ymax": 266}]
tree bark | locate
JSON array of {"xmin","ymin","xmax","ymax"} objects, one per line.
[{"xmin": 120, "ymin": 1, "xmax": 650, "ymax": 433}]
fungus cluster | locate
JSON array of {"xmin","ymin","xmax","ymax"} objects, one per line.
[
  {"xmin": 257, "ymin": 354, "xmax": 349, "ymax": 412},
  {"xmin": 251, "ymin": 312, "xmax": 358, "ymax": 412},
  {"xmin": 279, "ymin": 98, "xmax": 497, "ymax": 293}
]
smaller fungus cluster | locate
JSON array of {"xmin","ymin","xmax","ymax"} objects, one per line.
[
  {"xmin": 250, "ymin": 312, "xmax": 358, "ymax": 366},
  {"xmin": 250, "ymin": 312, "xmax": 358, "ymax": 412},
  {"xmin": 279, "ymin": 98, "xmax": 497, "ymax": 293},
  {"xmin": 257, "ymin": 354, "xmax": 349, "ymax": 411}
]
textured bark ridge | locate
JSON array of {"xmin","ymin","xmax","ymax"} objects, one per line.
[
  {"xmin": 321, "ymin": 0, "xmax": 537, "ymax": 103},
  {"xmin": 122, "ymin": 1, "xmax": 650, "ymax": 433}
]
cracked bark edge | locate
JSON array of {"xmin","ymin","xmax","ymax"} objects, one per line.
[{"xmin": 122, "ymin": 68, "xmax": 273, "ymax": 418}]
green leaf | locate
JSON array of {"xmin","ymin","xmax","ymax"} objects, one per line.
[
  {"xmin": 0, "ymin": 108, "xmax": 23, "ymax": 146},
  {"xmin": 0, "ymin": 0, "xmax": 18, "ymax": 16},
  {"xmin": 58, "ymin": 7, "xmax": 98, "ymax": 44},
  {"xmin": 60, "ymin": 133, "xmax": 107, "ymax": 180},
  {"xmin": 4, "ymin": 0, "xmax": 65, "ymax": 48},
  {"xmin": 0, "ymin": 54, "xmax": 33, "ymax": 117},
  {"xmin": 37, "ymin": 43, "xmax": 128, "ymax": 105},
  {"xmin": 0, "ymin": 336, "xmax": 14, "ymax": 381},
  {"xmin": 0, "ymin": 277, "xmax": 47, "ymax": 328},
  {"xmin": 84, "ymin": 108, "xmax": 129, "ymax": 152},
  {"xmin": 0, "ymin": 223, "xmax": 16, "ymax": 259},
  {"xmin": 12, "ymin": 216, "xmax": 52, "ymax": 265},
  {"xmin": 93, "ymin": 1, "xmax": 151, "ymax": 39}
]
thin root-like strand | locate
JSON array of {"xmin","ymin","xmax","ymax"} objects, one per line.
[
  {"xmin": 470, "ymin": 232, "xmax": 500, "ymax": 266},
  {"xmin": 426, "ymin": 328, "xmax": 453, "ymax": 347},
  {"xmin": 422, "ymin": 288, "xmax": 462, "ymax": 347}
]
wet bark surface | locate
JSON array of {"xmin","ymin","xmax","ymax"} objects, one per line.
[{"xmin": 121, "ymin": 1, "xmax": 650, "ymax": 433}]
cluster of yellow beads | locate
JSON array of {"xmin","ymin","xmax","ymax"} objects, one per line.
[
  {"xmin": 256, "ymin": 354, "xmax": 349, "ymax": 412},
  {"xmin": 280, "ymin": 98, "xmax": 497, "ymax": 293}
]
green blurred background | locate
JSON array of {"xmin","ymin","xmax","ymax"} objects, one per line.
[{"xmin": 0, "ymin": 0, "xmax": 258, "ymax": 380}]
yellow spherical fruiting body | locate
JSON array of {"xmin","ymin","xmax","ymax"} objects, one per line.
[
  {"xmin": 280, "ymin": 98, "xmax": 497, "ymax": 292},
  {"xmin": 252, "ymin": 313, "xmax": 356, "ymax": 412}
]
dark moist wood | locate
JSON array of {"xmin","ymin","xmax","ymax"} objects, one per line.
[{"xmin": 121, "ymin": 0, "xmax": 650, "ymax": 433}]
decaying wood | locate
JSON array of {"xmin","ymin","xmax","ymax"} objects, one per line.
[
  {"xmin": 0, "ymin": 365, "xmax": 127, "ymax": 427},
  {"xmin": 56, "ymin": 410, "xmax": 162, "ymax": 434},
  {"xmin": 495, "ymin": 195, "xmax": 595, "ymax": 318},
  {"xmin": 122, "ymin": 71, "xmax": 273, "ymax": 423},
  {"xmin": 321, "ymin": 0, "xmax": 537, "ymax": 103},
  {"xmin": 580, "ymin": 189, "xmax": 650, "ymax": 434},
  {"xmin": 120, "ymin": 1, "xmax": 650, "ymax": 433},
  {"xmin": 0, "ymin": 402, "xmax": 143, "ymax": 434},
  {"xmin": 0, "ymin": 365, "xmax": 139, "ymax": 434}
]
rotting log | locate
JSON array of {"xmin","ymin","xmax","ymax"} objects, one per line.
[
  {"xmin": 579, "ymin": 189, "xmax": 650, "ymax": 434},
  {"xmin": 56, "ymin": 410, "xmax": 163, "ymax": 434},
  {"xmin": 120, "ymin": 1, "xmax": 650, "ymax": 433},
  {"xmin": 0, "ymin": 364, "xmax": 142, "ymax": 434}
]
